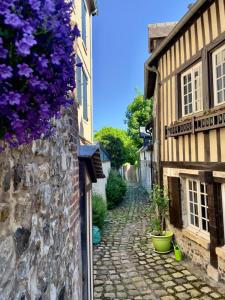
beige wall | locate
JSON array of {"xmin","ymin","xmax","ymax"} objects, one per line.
[{"xmin": 71, "ymin": 0, "xmax": 93, "ymax": 144}]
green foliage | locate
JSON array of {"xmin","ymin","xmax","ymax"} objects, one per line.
[
  {"xmin": 149, "ymin": 184, "xmax": 169, "ymax": 236},
  {"xmin": 125, "ymin": 93, "xmax": 153, "ymax": 149},
  {"xmin": 106, "ymin": 170, "xmax": 127, "ymax": 209},
  {"xmin": 92, "ymin": 194, "xmax": 107, "ymax": 229},
  {"xmin": 94, "ymin": 127, "xmax": 137, "ymax": 169}
]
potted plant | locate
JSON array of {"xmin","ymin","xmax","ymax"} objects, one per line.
[{"xmin": 148, "ymin": 184, "xmax": 173, "ymax": 253}]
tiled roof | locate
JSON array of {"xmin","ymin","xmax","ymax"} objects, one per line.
[{"xmin": 148, "ymin": 22, "xmax": 177, "ymax": 39}]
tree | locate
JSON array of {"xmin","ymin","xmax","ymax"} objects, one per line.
[
  {"xmin": 94, "ymin": 127, "xmax": 137, "ymax": 169},
  {"xmin": 125, "ymin": 93, "xmax": 153, "ymax": 149}
]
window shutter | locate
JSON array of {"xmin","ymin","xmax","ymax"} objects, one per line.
[
  {"xmin": 83, "ymin": 72, "xmax": 88, "ymax": 121},
  {"xmin": 168, "ymin": 176, "xmax": 183, "ymax": 229},
  {"xmin": 207, "ymin": 182, "xmax": 224, "ymax": 268},
  {"xmin": 76, "ymin": 57, "xmax": 82, "ymax": 105}
]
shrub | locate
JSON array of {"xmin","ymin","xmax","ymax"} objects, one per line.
[
  {"xmin": 92, "ymin": 193, "xmax": 107, "ymax": 229},
  {"xmin": 106, "ymin": 170, "xmax": 127, "ymax": 209},
  {"xmin": 0, "ymin": 0, "xmax": 80, "ymax": 151}
]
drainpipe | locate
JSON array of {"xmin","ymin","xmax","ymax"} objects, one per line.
[{"xmin": 145, "ymin": 65, "xmax": 162, "ymax": 187}]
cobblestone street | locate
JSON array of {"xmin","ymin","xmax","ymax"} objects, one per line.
[{"xmin": 93, "ymin": 186, "xmax": 225, "ymax": 300}]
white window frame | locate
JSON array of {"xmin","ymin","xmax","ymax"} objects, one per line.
[
  {"xmin": 212, "ymin": 44, "xmax": 225, "ymax": 106},
  {"xmin": 186, "ymin": 179, "xmax": 209, "ymax": 235},
  {"xmin": 181, "ymin": 62, "xmax": 203, "ymax": 117}
]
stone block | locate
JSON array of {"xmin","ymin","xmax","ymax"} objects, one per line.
[
  {"xmin": 207, "ymin": 264, "xmax": 219, "ymax": 282},
  {"xmin": 3, "ymin": 171, "xmax": 11, "ymax": 192},
  {"xmin": 14, "ymin": 227, "xmax": 31, "ymax": 256},
  {"xmin": 0, "ymin": 204, "xmax": 10, "ymax": 222},
  {"xmin": 13, "ymin": 164, "xmax": 24, "ymax": 191}
]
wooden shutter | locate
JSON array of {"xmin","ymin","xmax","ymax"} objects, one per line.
[
  {"xmin": 207, "ymin": 182, "xmax": 224, "ymax": 268},
  {"xmin": 168, "ymin": 176, "xmax": 183, "ymax": 229}
]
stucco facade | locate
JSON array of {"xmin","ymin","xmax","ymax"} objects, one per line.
[{"xmin": 71, "ymin": 0, "xmax": 95, "ymax": 144}]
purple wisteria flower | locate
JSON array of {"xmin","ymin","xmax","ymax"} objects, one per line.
[
  {"xmin": 4, "ymin": 13, "xmax": 23, "ymax": 28},
  {"xmin": 18, "ymin": 64, "xmax": 33, "ymax": 78},
  {"xmin": 29, "ymin": 0, "xmax": 41, "ymax": 11},
  {"xmin": 0, "ymin": 64, "xmax": 13, "ymax": 79},
  {"xmin": 0, "ymin": 0, "xmax": 80, "ymax": 151}
]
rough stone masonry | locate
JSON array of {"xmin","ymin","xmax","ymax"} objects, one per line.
[{"xmin": 0, "ymin": 104, "xmax": 82, "ymax": 300}]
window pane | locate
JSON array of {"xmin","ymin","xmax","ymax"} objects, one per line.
[
  {"xmin": 184, "ymin": 95, "xmax": 188, "ymax": 105},
  {"xmin": 202, "ymin": 219, "xmax": 207, "ymax": 231},
  {"xmin": 189, "ymin": 180, "xmax": 192, "ymax": 190},
  {"xmin": 202, "ymin": 206, "xmax": 206, "ymax": 218},
  {"xmin": 217, "ymin": 65, "xmax": 222, "ymax": 78},
  {"xmin": 188, "ymin": 93, "xmax": 192, "ymax": 103},
  {"xmin": 216, "ymin": 53, "xmax": 222, "ymax": 65},
  {"xmin": 200, "ymin": 183, "xmax": 205, "ymax": 193},
  {"xmin": 201, "ymin": 194, "xmax": 205, "ymax": 206},
  {"xmin": 183, "ymin": 76, "xmax": 187, "ymax": 85},
  {"xmin": 82, "ymin": 0, "xmax": 87, "ymax": 46},
  {"xmin": 184, "ymin": 85, "xmax": 187, "ymax": 94},
  {"xmin": 223, "ymin": 50, "xmax": 225, "ymax": 61},
  {"xmin": 194, "ymin": 204, "xmax": 198, "ymax": 214},
  {"xmin": 191, "ymin": 214, "xmax": 194, "ymax": 225},
  {"xmin": 195, "ymin": 216, "xmax": 199, "ymax": 227},
  {"xmin": 189, "ymin": 104, "xmax": 193, "ymax": 113},
  {"xmin": 217, "ymin": 78, "xmax": 222, "ymax": 90},
  {"xmin": 190, "ymin": 203, "xmax": 194, "ymax": 213},
  {"xmin": 188, "ymin": 83, "xmax": 192, "ymax": 93},
  {"xmin": 218, "ymin": 91, "xmax": 223, "ymax": 103},
  {"xmin": 189, "ymin": 190, "xmax": 193, "ymax": 201},
  {"xmin": 194, "ymin": 192, "xmax": 198, "ymax": 203},
  {"xmin": 188, "ymin": 73, "xmax": 191, "ymax": 82},
  {"xmin": 193, "ymin": 181, "xmax": 197, "ymax": 191},
  {"xmin": 223, "ymin": 63, "xmax": 225, "ymax": 76},
  {"xmin": 185, "ymin": 105, "xmax": 188, "ymax": 115}
]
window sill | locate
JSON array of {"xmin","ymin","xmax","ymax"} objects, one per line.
[
  {"xmin": 216, "ymin": 246, "xmax": 225, "ymax": 261},
  {"xmin": 182, "ymin": 227, "xmax": 210, "ymax": 250}
]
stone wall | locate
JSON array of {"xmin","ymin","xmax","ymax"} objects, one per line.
[{"xmin": 0, "ymin": 104, "xmax": 82, "ymax": 299}]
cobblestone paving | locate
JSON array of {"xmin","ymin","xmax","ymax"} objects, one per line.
[{"xmin": 93, "ymin": 185, "xmax": 225, "ymax": 300}]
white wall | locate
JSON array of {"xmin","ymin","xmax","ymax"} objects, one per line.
[
  {"xmin": 139, "ymin": 150, "xmax": 152, "ymax": 193},
  {"xmin": 92, "ymin": 161, "xmax": 111, "ymax": 201}
]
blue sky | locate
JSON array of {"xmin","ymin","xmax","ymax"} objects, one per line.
[{"xmin": 93, "ymin": 0, "xmax": 194, "ymax": 133}]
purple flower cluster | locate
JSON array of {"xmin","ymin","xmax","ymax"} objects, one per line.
[{"xmin": 0, "ymin": 0, "xmax": 80, "ymax": 150}]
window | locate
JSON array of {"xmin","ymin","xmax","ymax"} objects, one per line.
[
  {"xmin": 82, "ymin": 0, "xmax": 87, "ymax": 47},
  {"xmin": 76, "ymin": 56, "xmax": 82, "ymax": 105},
  {"xmin": 76, "ymin": 58, "xmax": 88, "ymax": 121},
  {"xmin": 181, "ymin": 62, "xmax": 202, "ymax": 116},
  {"xmin": 83, "ymin": 72, "xmax": 88, "ymax": 121},
  {"xmin": 187, "ymin": 179, "xmax": 209, "ymax": 233},
  {"xmin": 212, "ymin": 44, "xmax": 225, "ymax": 105}
]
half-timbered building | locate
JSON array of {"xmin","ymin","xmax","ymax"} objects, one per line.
[{"xmin": 145, "ymin": 0, "xmax": 225, "ymax": 281}]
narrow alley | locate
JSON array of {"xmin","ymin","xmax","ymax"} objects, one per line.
[{"xmin": 93, "ymin": 186, "xmax": 225, "ymax": 300}]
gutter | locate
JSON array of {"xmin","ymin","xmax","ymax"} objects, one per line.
[{"xmin": 145, "ymin": 0, "xmax": 208, "ymax": 67}]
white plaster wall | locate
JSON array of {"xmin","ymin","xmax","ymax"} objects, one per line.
[
  {"xmin": 92, "ymin": 161, "xmax": 111, "ymax": 201},
  {"xmin": 139, "ymin": 150, "xmax": 152, "ymax": 193}
]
